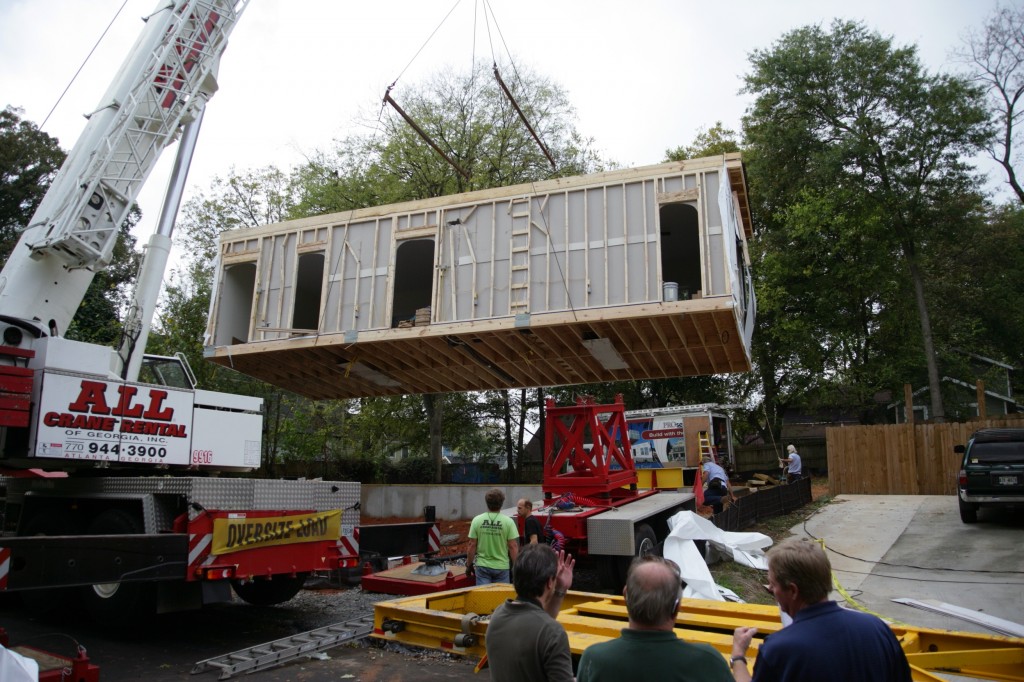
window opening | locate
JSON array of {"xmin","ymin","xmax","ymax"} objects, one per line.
[
  {"xmin": 216, "ymin": 262, "xmax": 256, "ymax": 345},
  {"xmin": 293, "ymin": 252, "xmax": 325, "ymax": 330},
  {"xmin": 659, "ymin": 203, "xmax": 701, "ymax": 300},
  {"xmin": 392, "ymin": 239, "xmax": 435, "ymax": 327}
]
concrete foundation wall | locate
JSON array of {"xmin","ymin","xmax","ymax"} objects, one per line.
[{"xmin": 362, "ymin": 484, "xmax": 542, "ymax": 520}]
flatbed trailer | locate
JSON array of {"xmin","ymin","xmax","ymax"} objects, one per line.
[{"xmin": 372, "ymin": 585, "xmax": 1024, "ymax": 681}]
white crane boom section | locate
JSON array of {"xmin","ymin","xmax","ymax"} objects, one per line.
[{"xmin": 0, "ymin": 0, "xmax": 247, "ymax": 337}]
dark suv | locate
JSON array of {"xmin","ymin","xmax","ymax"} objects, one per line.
[{"xmin": 956, "ymin": 428, "xmax": 1024, "ymax": 523}]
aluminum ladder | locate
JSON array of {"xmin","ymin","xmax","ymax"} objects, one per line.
[{"xmin": 191, "ymin": 613, "xmax": 374, "ymax": 679}]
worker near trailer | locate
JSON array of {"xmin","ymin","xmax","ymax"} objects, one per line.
[
  {"xmin": 576, "ymin": 555, "xmax": 733, "ymax": 682},
  {"xmin": 701, "ymin": 454, "xmax": 735, "ymax": 514},
  {"xmin": 466, "ymin": 488, "xmax": 520, "ymax": 584},
  {"xmin": 780, "ymin": 444, "xmax": 803, "ymax": 481},
  {"xmin": 730, "ymin": 537, "xmax": 912, "ymax": 682},
  {"xmin": 517, "ymin": 498, "xmax": 543, "ymax": 546},
  {"xmin": 485, "ymin": 543, "xmax": 576, "ymax": 682}
]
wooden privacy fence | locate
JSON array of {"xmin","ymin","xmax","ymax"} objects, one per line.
[{"xmin": 826, "ymin": 417, "xmax": 1024, "ymax": 495}]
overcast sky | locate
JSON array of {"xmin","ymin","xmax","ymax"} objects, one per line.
[{"xmin": 0, "ymin": 0, "xmax": 1006, "ymax": 251}]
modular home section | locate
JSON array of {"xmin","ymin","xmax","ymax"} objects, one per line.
[{"xmin": 204, "ymin": 154, "xmax": 755, "ymax": 399}]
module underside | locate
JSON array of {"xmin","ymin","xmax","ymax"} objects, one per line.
[{"xmin": 207, "ymin": 299, "xmax": 749, "ymax": 400}]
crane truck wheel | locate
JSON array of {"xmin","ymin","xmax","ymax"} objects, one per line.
[
  {"xmin": 20, "ymin": 511, "xmax": 84, "ymax": 616},
  {"xmin": 79, "ymin": 509, "xmax": 157, "ymax": 621},
  {"xmin": 232, "ymin": 573, "xmax": 309, "ymax": 606}
]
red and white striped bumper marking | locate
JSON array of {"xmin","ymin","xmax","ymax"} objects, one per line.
[
  {"xmin": 428, "ymin": 523, "xmax": 440, "ymax": 553},
  {"xmin": 337, "ymin": 532, "xmax": 358, "ymax": 557},
  {"xmin": 0, "ymin": 547, "xmax": 9, "ymax": 590},
  {"xmin": 189, "ymin": 532, "xmax": 214, "ymax": 569}
]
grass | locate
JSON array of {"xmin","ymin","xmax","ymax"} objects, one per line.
[{"xmin": 708, "ymin": 484, "xmax": 834, "ymax": 605}]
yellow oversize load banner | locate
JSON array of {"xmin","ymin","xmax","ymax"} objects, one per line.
[{"xmin": 211, "ymin": 510, "xmax": 342, "ymax": 555}]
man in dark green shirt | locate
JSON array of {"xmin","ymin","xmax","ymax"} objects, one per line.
[{"xmin": 577, "ymin": 555, "xmax": 733, "ymax": 682}]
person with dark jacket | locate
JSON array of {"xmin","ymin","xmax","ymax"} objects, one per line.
[
  {"xmin": 517, "ymin": 498, "xmax": 543, "ymax": 546},
  {"xmin": 485, "ymin": 543, "xmax": 575, "ymax": 682},
  {"xmin": 731, "ymin": 537, "xmax": 912, "ymax": 682}
]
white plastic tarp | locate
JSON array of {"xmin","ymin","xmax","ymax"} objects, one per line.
[
  {"xmin": 1, "ymin": 644, "xmax": 38, "ymax": 682},
  {"xmin": 663, "ymin": 510, "xmax": 773, "ymax": 601}
]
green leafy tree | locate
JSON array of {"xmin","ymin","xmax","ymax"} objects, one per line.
[
  {"xmin": 293, "ymin": 62, "xmax": 600, "ymax": 214},
  {"xmin": 665, "ymin": 121, "xmax": 741, "ymax": 162},
  {"xmin": 0, "ymin": 106, "xmax": 66, "ymax": 263},
  {"xmin": 742, "ymin": 20, "xmax": 991, "ymax": 426}
]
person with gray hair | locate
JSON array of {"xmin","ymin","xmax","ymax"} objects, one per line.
[
  {"xmin": 780, "ymin": 444, "xmax": 803, "ymax": 481},
  {"xmin": 485, "ymin": 543, "xmax": 575, "ymax": 682},
  {"xmin": 730, "ymin": 537, "xmax": 911, "ymax": 681},
  {"xmin": 576, "ymin": 555, "xmax": 733, "ymax": 681}
]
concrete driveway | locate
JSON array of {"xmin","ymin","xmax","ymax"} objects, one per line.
[{"xmin": 789, "ymin": 494, "xmax": 1024, "ymax": 636}]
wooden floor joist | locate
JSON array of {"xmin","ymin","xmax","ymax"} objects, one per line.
[{"xmin": 208, "ymin": 299, "xmax": 749, "ymax": 400}]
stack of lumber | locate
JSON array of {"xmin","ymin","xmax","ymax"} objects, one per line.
[{"xmin": 747, "ymin": 473, "xmax": 783, "ymax": 488}]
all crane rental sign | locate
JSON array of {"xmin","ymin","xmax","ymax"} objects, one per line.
[
  {"xmin": 211, "ymin": 510, "xmax": 342, "ymax": 555},
  {"xmin": 34, "ymin": 372, "xmax": 194, "ymax": 465}
]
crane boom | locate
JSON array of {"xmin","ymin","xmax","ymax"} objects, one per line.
[{"xmin": 0, "ymin": 0, "xmax": 247, "ymax": 337}]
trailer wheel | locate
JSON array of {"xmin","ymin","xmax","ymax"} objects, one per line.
[
  {"xmin": 79, "ymin": 509, "xmax": 156, "ymax": 621},
  {"xmin": 232, "ymin": 573, "xmax": 309, "ymax": 606},
  {"xmin": 603, "ymin": 523, "xmax": 660, "ymax": 591},
  {"xmin": 633, "ymin": 524, "xmax": 657, "ymax": 558}
]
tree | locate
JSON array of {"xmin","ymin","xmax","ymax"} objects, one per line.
[
  {"xmin": 957, "ymin": 5, "xmax": 1024, "ymax": 204},
  {"xmin": 294, "ymin": 63, "xmax": 600, "ymax": 212},
  {"xmin": 665, "ymin": 121, "xmax": 741, "ymax": 162},
  {"xmin": 742, "ymin": 20, "xmax": 991, "ymax": 426},
  {"xmin": 0, "ymin": 106, "xmax": 66, "ymax": 263}
]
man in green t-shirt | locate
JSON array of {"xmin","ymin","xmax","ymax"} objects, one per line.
[{"xmin": 467, "ymin": 488, "xmax": 519, "ymax": 584}]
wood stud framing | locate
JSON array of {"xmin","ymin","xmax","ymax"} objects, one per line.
[{"xmin": 207, "ymin": 155, "xmax": 755, "ymax": 400}]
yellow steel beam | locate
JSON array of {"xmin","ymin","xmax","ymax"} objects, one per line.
[{"xmin": 372, "ymin": 585, "xmax": 1024, "ymax": 681}]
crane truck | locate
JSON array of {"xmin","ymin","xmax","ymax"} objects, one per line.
[{"xmin": 0, "ymin": 0, "xmax": 361, "ymax": 619}]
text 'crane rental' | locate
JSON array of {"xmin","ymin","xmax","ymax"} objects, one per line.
[{"xmin": 35, "ymin": 372, "xmax": 195, "ymax": 465}]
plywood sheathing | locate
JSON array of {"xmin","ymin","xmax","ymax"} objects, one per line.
[{"xmin": 208, "ymin": 298, "xmax": 748, "ymax": 400}]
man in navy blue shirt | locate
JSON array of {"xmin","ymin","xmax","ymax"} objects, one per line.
[{"xmin": 730, "ymin": 537, "xmax": 911, "ymax": 682}]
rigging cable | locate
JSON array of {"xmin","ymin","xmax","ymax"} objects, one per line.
[
  {"xmin": 478, "ymin": 1, "xmax": 578, "ymax": 321},
  {"xmin": 380, "ymin": 0, "xmax": 471, "ymax": 179},
  {"xmin": 482, "ymin": 0, "xmax": 556, "ymax": 170},
  {"xmin": 41, "ymin": 0, "xmax": 130, "ymax": 131}
]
